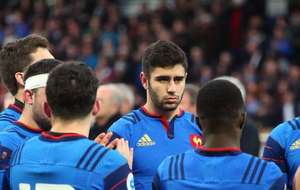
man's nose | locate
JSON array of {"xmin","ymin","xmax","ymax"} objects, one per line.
[{"xmin": 167, "ymin": 80, "xmax": 176, "ymax": 93}]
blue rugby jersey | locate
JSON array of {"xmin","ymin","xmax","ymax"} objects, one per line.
[
  {"xmin": 9, "ymin": 132, "xmax": 134, "ymax": 190},
  {"xmin": 0, "ymin": 102, "xmax": 23, "ymax": 131},
  {"xmin": 154, "ymin": 147, "xmax": 286, "ymax": 190},
  {"xmin": 263, "ymin": 117, "xmax": 300, "ymax": 189},
  {"xmin": 0, "ymin": 121, "xmax": 42, "ymax": 189},
  {"xmin": 108, "ymin": 107, "xmax": 202, "ymax": 190}
]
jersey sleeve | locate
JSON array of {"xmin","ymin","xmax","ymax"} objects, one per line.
[
  {"xmin": 104, "ymin": 164, "xmax": 134, "ymax": 190},
  {"xmin": 108, "ymin": 117, "xmax": 133, "ymax": 141},
  {"xmin": 94, "ymin": 148, "xmax": 134, "ymax": 190},
  {"xmin": 264, "ymin": 162, "xmax": 287, "ymax": 190},
  {"xmin": 263, "ymin": 123, "xmax": 290, "ymax": 173}
]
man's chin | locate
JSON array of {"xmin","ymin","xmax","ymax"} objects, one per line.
[{"xmin": 161, "ymin": 104, "xmax": 179, "ymax": 112}]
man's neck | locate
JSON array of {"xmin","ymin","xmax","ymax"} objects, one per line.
[
  {"xmin": 14, "ymin": 89, "xmax": 24, "ymax": 102},
  {"xmin": 18, "ymin": 108, "xmax": 40, "ymax": 130},
  {"xmin": 51, "ymin": 116, "xmax": 92, "ymax": 137},
  {"xmin": 143, "ymin": 102, "xmax": 180, "ymax": 120},
  {"xmin": 203, "ymin": 134, "xmax": 240, "ymax": 149}
]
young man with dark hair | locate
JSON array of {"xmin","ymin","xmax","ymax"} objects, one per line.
[
  {"xmin": 9, "ymin": 62, "xmax": 134, "ymax": 190},
  {"xmin": 0, "ymin": 34, "xmax": 54, "ymax": 131},
  {"xmin": 0, "ymin": 59, "xmax": 61, "ymax": 189},
  {"xmin": 108, "ymin": 40, "xmax": 202, "ymax": 189},
  {"xmin": 153, "ymin": 79, "xmax": 286, "ymax": 190}
]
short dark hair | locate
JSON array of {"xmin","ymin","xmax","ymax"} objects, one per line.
[
  {"xmin": 46, "ymin": 62, "xmax": 99, "ymax": 120},
  {"xmin": 0, "ymin": 34, "xmax": 50, "ymax": 95},
  {"xmin": 142, "ymin": 40, "xmax": 188, "ymax": 77},
  {"xmin": 197, "ymin": 80, "xmax": 244, "ymax": 124},
  {"xmin": 24, "ymin": 59, "xmax": 62, "ymax": 82}
]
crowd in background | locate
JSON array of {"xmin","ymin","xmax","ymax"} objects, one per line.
[{"xmin": 0, "ymin": 0, "xmax": 300, "ymax": 129}]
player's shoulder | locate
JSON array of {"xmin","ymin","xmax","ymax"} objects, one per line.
[
  {"xmin": 91, "ymin": 146, "xmax": 128, "ymax": 175},
  {"xmin": 272, "ymin": 117, "xmax": 300, "ymax": 134},
  {"xmin": 109, "ymin": 109, "xmax": 142, "ymax": 129},
  {"xmin": 0, "ymin": 110, "xmax": 17, "ymax": 128},
  {"xmin": 268, "ymin": 117, "xmax": 300, "ymax": 144},
  {"xmin": 238, "ymin": 153, "xmax": 284, "ymax": 185},
  {"xmin": 180, "ymin": 111, "xmax": 199, "ymax": 126},
  {"xmin": 157, "ymin": 150, "xmax": 192, "ymax": 181}
]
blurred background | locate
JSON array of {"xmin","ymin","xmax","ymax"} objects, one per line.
[{"xmin": 0, "ymin": 0, "xmax": 300, "ymax": 133}]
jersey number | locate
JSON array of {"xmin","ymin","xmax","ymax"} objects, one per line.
[{"xmin": 19, "ymin": 183, "xmax": 75, "ymax": 190}]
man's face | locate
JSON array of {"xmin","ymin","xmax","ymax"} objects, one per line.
[
  {"xmin": 32, "ymin": 87, "xmax": 51, "ymax": 131},
  {"xmin": 30, "ymin": 47, "xmax": 54, "ymax": 64},
  {"xmin": 180, "ymin": 91, "xmax": 192, "ymax": 111},
  {"xmin": 96, "ymin": 87, "xmax": 118, "ymax": 119},
  {"xmin": 147, "ymin": 64, "xmax": 187, "ymax": 112}
]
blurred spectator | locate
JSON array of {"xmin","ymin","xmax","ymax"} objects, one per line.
[
  {"xmin": 89, "ymin": 84, "xmax": 121, "ymax": 139},
  {"xmin": 115, "ymin": 83, "xmax": 135, "ymax": 115},
  {"xmin": 180, "ymin": 84, "xmax": 199, "ymax": 114},
  {"xmin": 0, "ymin": 0, "xmax": 299, "ymax": 129}
]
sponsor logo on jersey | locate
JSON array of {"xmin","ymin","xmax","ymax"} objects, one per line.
[
  {"xmin": 137, "ymin": 134, "xmax": 155, "ymax": 147},
  {"xmin": 290, "ymin": 139, "xmax": 300, "ymax": 150},
  {"xmin": 190, "ymin": 134, "xmax": 202, "ymax": 148}
]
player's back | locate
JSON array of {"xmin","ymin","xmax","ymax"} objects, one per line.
[
  {"xmin": 9, "ymin": 132, "xmax": 133, "ymax": 190},
  {"xmin": 0, "ymin": 104, "xmax": 22, "ymax": 131},
  {"xmin": 154, "ymin": 148, "xmax": 286, "ymax": 190}
]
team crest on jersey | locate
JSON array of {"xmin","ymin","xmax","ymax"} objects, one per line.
[
  {"xmin": 290, "ymin": 139, "xmax": 300, "ymax": 150},
  {"xmin": 137, "ymin": 134, "xmax": 155, "ymax": 147},
  {"xmin": 190, "ymin": 134, "xmax": 202, "ymax": 148}
]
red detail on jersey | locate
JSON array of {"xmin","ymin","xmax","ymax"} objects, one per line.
[
  {"xmin": 15, "ymin": 121, "xmax": 43, "ymax": 133},
  {"xmin": 198, "ymin": 146, "xmax": 241, "ymax": 152},
  {"xmin": 8, "ymin": 104, "xmax": 22, "ymax": 114},
  {"xmin": 41, "ymin": 131, "xmax": 86, "ymax": 140},
  {"xmin": 190, "ymin": 134, "xmax": 202, "ymax": 148}
]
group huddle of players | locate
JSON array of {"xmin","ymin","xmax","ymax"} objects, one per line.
[{"xmin": 0, "ymin": 34, "xmax": 297, "ymax": 190}]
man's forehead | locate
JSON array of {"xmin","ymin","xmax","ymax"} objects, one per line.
[
  {"xmin": 30, "ymin": 47, "xmax": 54, "ymax": 65},
  {"xmin": 151, "ymin": 65, "xmax": 186, "ymax": 77}
]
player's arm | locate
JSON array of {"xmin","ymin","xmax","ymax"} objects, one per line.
[
  {"xmin": 108, "ymin": 117, "xmax": 133, "ymax": 142},
  {"xmin": 263, "ymin": 125, "xmax": 288, "ymax": 174},
  {"xmin": 102, "ymin": 149, "xmax": 134, "ymax": 190},
  {"xmin": 269, "ymin": 175, "xmax": 287, "ymax": 190},
  {"xmin": 104, "ymin": 164, "xmax": 133, "ymax": 190}
]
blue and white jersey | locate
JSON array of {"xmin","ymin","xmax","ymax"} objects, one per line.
[
  {"xmin": 154, "ymin": 147, "xmax": 286, "ymax": 190},
  {"xmin": 0, "ymin": 103, "xmax": 23, "ymax": 131},
  {"xmin": 0, "ymin": 121, "xmax": 42, "ymax": 189},
  {"xmin": 9, "ymin": 132, "xmax": 134, "ymax": 190},
  {"xmin": 108, "ymin": 107, "xmax": 202, "ymax": 190},
  {"xmin": 263, "ymin": 117, "xmax": 300, "ymax": 189}
]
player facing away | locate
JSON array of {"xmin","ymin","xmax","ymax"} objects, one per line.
[
  {"xmin": 153, "ymin": 79, "xmax": 286, "ymax": 190},
  {"xmin": 9, "ymin": 62, "xmax": 134, "ymax": 190},
  {"xmin": 108, "ymin": 40, "xmax": 202, "ymax": 190},
  {"xmin": 0, "ymin": 59, "xmax": 61, "ymax": 189},
  {"xmin": 0, "ymin": 34, "xmax": 54, "ymax": 131}
]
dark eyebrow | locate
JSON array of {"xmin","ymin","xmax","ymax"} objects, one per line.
[
  {"xmin": 155, "ymin": 76, "xmax": 171, "ymax": 80},
  {"xmin": 174, "ymin": 76, "xmax": 185, "ymax": 80}
]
